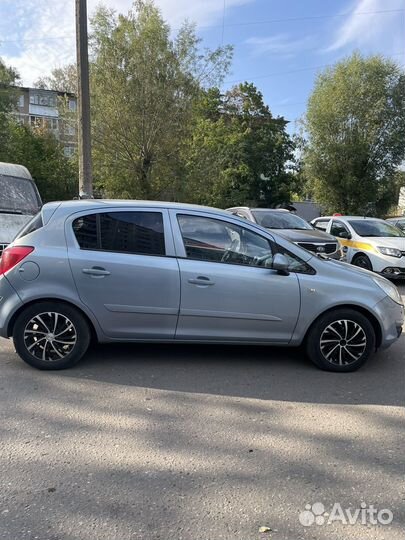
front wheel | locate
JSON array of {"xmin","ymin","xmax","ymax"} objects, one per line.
[
  {"xmin": 13, "ymin": 302, "xmax": 91, "ymax": 370},
  {"xmin": 306, "ymin": 309, "xmax": 376, "ymax": 372},
  {"xmin": 352, "ymin": 253, "xmax": 373, "ymax": 271}
]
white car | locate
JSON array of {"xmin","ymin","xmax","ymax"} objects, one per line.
[{"xmin": 311, "ymin": 215, "xmax": 405, "ymax": 279}]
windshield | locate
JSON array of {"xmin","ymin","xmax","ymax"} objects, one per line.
[
  {"xmin": 348, "ymin": 219, "xmax": 405, "ymax": 238},
  {"xmin": 252, "ymin": 210, "xmax": 313, "ymax": 230},
  {"xmin": 0, "ymin": 174, "xmax": 41, "ymax": 215}
]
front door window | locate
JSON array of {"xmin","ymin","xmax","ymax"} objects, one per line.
[{"xmin": 177, "ymin": 215, "xmax": 273, "ymax": 268}]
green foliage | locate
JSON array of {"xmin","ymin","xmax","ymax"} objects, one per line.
[
  {"xmin": 185, "ymin": 83, "xmax": 296, "ymax": 207},
  {"xmin": 0, "ymin": 58, "xmax": 19, "ymax": 153},
  {"xmin": 0, "ymin": 122, "xmax": 78, "ymax": 202},
  {"xmin": 0, "ymin": 58, "xmax": 19, "ymax": 115},
  {"xmin": 304, "ymin": 52, "xmax": 405, "ymax": 215},
  {"xmin": 89, "ymin": 0, "xmax": 232, "ymax": 199},
  {"xmin": 0, "ymin": 57, "xmax": 77, "ymax": 202},
  {"xmin": 34, "ymin": 64, "xmax": 77, "ymax": 94}
]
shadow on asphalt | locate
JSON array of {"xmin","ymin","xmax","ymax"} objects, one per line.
[{"xmin": 54, "ymin": 335, "xmax": 405, "ymax": 407}]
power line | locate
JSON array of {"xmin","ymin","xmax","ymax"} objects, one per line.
[
  {"xmin": 1, "ymin": 7, "xmax": 403, "ymax": 44},
  {"xmin": 199, "ymin": 8, "xmax": 405, "ymax": 30},
  {"xmin": 0, "ymin": 35, "xmax": 74, "ymax": 44},
  {"xmin": 221, "ymin": 0, "xmax": 226, "ymax": 45},
  {"xmin": 224, "ymin": 52, "xmax": 405, "ymax": 85}
]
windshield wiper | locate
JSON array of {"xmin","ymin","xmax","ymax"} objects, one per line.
[{"xmin": 0, "ymin": 209, "xmax": 24, "ymax": 215}]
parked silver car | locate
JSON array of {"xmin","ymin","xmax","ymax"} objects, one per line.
[
  {"xmin": 0, "ymin": 201, "xmax": 403, "ymax": 372},
  {"xmin": 386, "ymin": 216, "xmax": 405, "ymax": 233}
]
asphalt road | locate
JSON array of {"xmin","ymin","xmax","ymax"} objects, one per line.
[{"xmin": 0, "ymin": 287, "xmax": 404, "ymax": 540}]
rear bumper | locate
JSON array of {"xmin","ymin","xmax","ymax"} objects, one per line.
[{"xmin": 0, "ymin": 276, "xmax": 22, "ymax": 338}]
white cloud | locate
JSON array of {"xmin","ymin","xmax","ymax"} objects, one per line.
[
  {"xmin": 246, "ymin": 34, "xmax": 312, "ymax": 58},
  {"xmin": 0, "ymin": 0, "xmax": 254, "ymax": 86},
  {"xmin": 326, "ymin": 0, "xmax": 403, "ymax": 52}
]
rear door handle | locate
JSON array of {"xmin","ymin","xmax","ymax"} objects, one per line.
[
  {"xmin": 188, "ymin": 276, "xmax": 215, "ymax": 286},
  {"xmin": 82, "ymin": 267, "xmax": 111, "ymax": 277}
]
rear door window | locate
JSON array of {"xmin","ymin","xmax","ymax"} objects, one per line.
[{"xmin": 73, "ymin": 211, "xmax": 165, "ymax": 256}]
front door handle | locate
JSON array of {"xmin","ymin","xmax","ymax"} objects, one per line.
[
  {"xmin": 82, "ymin": 266, "xmax": 111, "ymax": 277},
  {"xmin": 188, "ymin": 276, "xmax": 215, "ymax": 286}
]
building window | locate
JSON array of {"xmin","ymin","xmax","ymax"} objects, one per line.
[
  {"xmin": 66, "ymin": 124, "xmax": 76, "ymax": 136},
  {"xmin": 64, "ymin": 146, "xmax": 75, "ymax": 158},
  {"xmin": 68, "ymin": 99, "xmax": 77, "ymax": 112},
  {"xmin": 45, "ymin": 118, "xmax": 58, "ymax": 131},
  {"xmin": 18, "ymin": 95, "xmax": 25, "ymax": 108},
  {"xmin": 30, "ymin": 115, "xmax": 42, "ymax": 127},
  {"xmin": 29, "ymin": 94, "xmax": 39, "ymax": 105}
]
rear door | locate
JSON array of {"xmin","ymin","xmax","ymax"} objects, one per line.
[
  {"xmin": 170, "ymin": 210, "xmax": 301, "ymax": 343},
  {"xmin": 66, "ymin": 208, "xmax": 180, "ymax": 339}
]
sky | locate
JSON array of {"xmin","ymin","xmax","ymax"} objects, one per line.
[{"xmin": 0, "ymin": 0, "xmax": 404, "ymax": 131}]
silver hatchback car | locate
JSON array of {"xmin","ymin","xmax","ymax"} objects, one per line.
[{"xmin": 0, "ymin": 201, "xmax": 403, "ymax": 372}]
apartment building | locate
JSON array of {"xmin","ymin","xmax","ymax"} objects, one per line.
[{"xmin": 12, "ymin": 87, "xmax": 77, "ymax": 158}]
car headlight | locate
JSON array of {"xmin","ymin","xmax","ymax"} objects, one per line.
[
  {"xmin": 373, "ymin": 277, "xmax": 403, "ymax": 305},
  {"xmin": 377, "ymin": 246, "xmax": 402, "ymax": 258}
]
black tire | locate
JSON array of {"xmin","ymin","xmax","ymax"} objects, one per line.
[
  {"xmin": 13, "ymin": 301, "xmax": 91, "ymax": 370},
  {"xmin": 352, "ymin": 253, "xmax": 373, "ymax": 271},
  {"xmin": 306, "ymin": 308, "xmax": 376, "ymax": 372}
]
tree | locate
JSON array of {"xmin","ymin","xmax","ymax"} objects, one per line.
[
  {"xmin": 0, "ymin": 56, "xmax": 77, "ymax": 202},
  {"xmin": 185, "ymin": 83, "xmax": 296, "ymax": 207},
  {"xmin": 0, "ymin": 57, "xmax": 19, "ymax": 153},
  {"xmin": 89, "ymin": 0, "xmax": 232, "ymax": 199},
  {"xmin": 0, "ymin": 57, "xmax": 18, "ymax": 114},
  {"xmin": 0, "ymin": 122, "xmax": 78, "ymax": 202},
  {"xmin": 304, "ymin": 53, "xmax": 405, "ymax": 216},
  {"xmin": 34, "ymin": 64, "xmax": 77, "ymax": 94}
]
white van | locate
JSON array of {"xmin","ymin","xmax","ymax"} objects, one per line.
[{"xmin": 0, "ymin": 162, "xmax": 42, "ymax": 257}]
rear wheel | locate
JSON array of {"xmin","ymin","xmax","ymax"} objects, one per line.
[
  {"xmin": 352, "ymin": 253, "xmax": 373, "ymax": 271},
  {"xmin": 306, "ymin": 309, "xmax": 376, "ymax": 372},
  {"xmin": 13, "ymin": 302, "xmax": 91, "ymax": 370}
]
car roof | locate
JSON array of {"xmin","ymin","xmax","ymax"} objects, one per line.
[
  {"xmin": 49, "ymin": 199, "xmax": 235, "ymax": 217},
  {"xmin": 227, "ymin": 206, "xmax": 289, "ymax": 212},
  {"xmin": 314, "ymin": 215, "xmax": 386, "ymax": 222},
  {"xmin": 0, "ymin": 161, "xmax": 32, "ymax": 180},
  {"xmin": 334, "ymin": 216, "xmax": 386, "ymax": 222}
]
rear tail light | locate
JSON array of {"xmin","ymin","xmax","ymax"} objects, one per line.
[{"xmin": 0, "ymin": 246, "xmax": 34, "ymax": 275}]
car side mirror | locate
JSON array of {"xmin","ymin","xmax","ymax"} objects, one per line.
[
  {"xmin": 338, "ymin": 231, "xmax": 351, "ymax": 239},
  {"xmin": 273, "ymin": 253, "xmax": 290, "ymax": 275}
]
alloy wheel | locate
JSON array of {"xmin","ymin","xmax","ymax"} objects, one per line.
[
  {"xmin": 23, "ymin": 312, "xmax": 77, "ymax": 362},
  {"xmin": 320, "ymin": 319, "xmax": 367, "ymax": 366}
]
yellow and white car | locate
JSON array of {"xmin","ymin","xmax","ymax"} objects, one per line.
[{"xmin": 311, "ymin": 215, "xmax": 405, "ymax": 279}]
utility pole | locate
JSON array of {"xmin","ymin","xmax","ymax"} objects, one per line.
[{"xmin": 75, "ymin": 0, "xmax": 93, "ymax": 198}]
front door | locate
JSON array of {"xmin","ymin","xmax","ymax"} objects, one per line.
[
  {"xmin": 66, "ymin": 208, "xmax": 180, "ymax": 339},
  {"xmin": 170, "ymin": 211, "xmax": 301, "ymax": 343}
]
